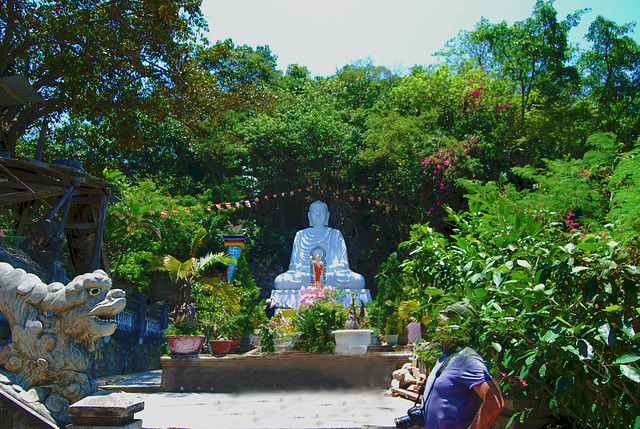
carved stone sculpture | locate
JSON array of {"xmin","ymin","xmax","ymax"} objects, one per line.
[
  {"xmin": 275, "ymin": 200, "xmax": 365, "ymax": 290},
  {"xmin": 272, "ymin": 200, "xmax": 371, "ymax": 308},
  {"xmin": 0, "ymin": 262, "xmax": 126, "ymax": 421}
]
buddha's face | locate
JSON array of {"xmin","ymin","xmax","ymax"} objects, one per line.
[{"xmin": 308, "ymin": 202, "xmax": 329, "ymax": 227}]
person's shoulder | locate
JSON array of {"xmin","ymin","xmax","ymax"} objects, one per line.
[{"xmin": 454, "ymin": 347, "xmax": 486, "ymax": 365}]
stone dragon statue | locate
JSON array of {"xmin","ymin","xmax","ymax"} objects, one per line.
[{"xmin": 0, "ymin": 262, "xmax": 126, "ymax": 421}]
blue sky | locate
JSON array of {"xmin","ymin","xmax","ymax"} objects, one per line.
[{"xmin": 200, "ymin": 0, "xmax": 640, "ymax": 77}]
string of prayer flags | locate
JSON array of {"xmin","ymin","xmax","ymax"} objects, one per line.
[{"xmin": 145, "ymin": 184, "xmax": 400, "ymax": 217}]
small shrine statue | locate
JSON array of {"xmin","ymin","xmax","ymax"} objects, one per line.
[
  {"xmin": 344, "ymin": 294, "xmax": 361, "ymax": 329},
  {"xmin": 312, "ymin": 253, "xmax": 324, "ymax": 283}
]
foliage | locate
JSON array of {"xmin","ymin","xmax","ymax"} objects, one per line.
[
  {"xmin": 148, "ymin": 227, "xmax": 239, "ymax": 331},
  {"xmin": 369, "ymin": 252, "xmax": 407, "ymax": 335},
  {"xmin": 259, "ymin": 323, "xmax": 276, "ymax": 354},
  {"xmin": 225, "ymin": 253, "xmax": 266, "ymax": 337},
  {"xmin": 241, "ymin": 77, "xmax": 358, "ymax": 191},
  {"xmin": 509, "ymin": 132, "xmax": 640, "ymax": 253},
  {"xmin": 396, "ymin": 187, "xmax": 640, "ymax": 428},
  {"xmin": 162, "ymin": 321, "xmax": 201, "ymax": 336},
  {"xmin": 292, "ymin": 291, "xmax": 347, "ymax": 353},
  {"xmin": 262, "ymin": 313, "xmax": 295, "ymax": 340},
  {"xmin": 579, "ymin": 16, "xmax": 640, "ymax": 142},
  {"xmin": 1, "ymin": 0, "xmax": 206, "ymax": 154},
  {"xmin": 103, "ymin": 172, "xmax": 231, "ymax": 288}
]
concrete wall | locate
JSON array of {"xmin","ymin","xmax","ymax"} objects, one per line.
[{"xmin": 161, "ymin": 352, "xmax": 411, "ymax": 393}]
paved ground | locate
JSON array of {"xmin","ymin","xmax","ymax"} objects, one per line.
[{"xmin": 97, "ymin": 370, "xmax": 413, "ymax": 429}]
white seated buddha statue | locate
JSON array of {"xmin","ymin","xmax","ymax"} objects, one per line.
[{"xmin": 273, "ymin": 200, "xmax": 370, "ymax": 308}]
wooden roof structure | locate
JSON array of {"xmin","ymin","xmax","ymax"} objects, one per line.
[
  {"xmin": 0, "ymin": 157, "xmax": 118, "ymax": 282},
  {"xmin": 1, "ymin": 75, "xmax": 118, "ymax": 281},
  {"xmin": 0, "ymin": 75, "xmax": 43, "ymax": 106}
]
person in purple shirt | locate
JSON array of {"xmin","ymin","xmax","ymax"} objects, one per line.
[{"xmin": 420, "ymin": 302, "xmax": 504, "ymax": 429}]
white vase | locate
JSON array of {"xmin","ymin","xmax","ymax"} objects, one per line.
[
  {"xmin": 274, "ymin": 338, "xmax": 293, "ymax": 352},
  {"xmin": 332, "ymin": 329, "xmax": 373, "ymax": 354},
  {"xmin": 383, "ymin": 334, "xmax": 399, "ymax": 346}
]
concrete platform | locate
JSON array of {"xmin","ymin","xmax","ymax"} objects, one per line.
[
  {"xmin": 130, "ymin": 389, "xmax": 409, "ymax": 429},
  {"xmin": 97, "ymin": 370, "xmax": 413, "ymax": 429}
]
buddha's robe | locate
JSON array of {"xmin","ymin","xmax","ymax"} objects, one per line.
[{"xmin": 274, "ymin": 227, "xmax": 365, "ymax": 290}]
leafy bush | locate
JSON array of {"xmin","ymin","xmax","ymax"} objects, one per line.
[
  {"xmin": 226, "ymin": 254, "xmax": 266, "ymax": 337},
  {"xmin": 396, "ymin": 188, "xmax": 640, "ymax": 428},
  {"xmin": 369, "ymin": 252, "xmax": 408, "ymax": 335},
  {"xmin": 292, "ymin": 294, "xmax": 347, "ymax": 353}
]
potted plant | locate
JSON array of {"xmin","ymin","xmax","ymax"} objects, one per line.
[
  {"xmin": 372, "ymin": 253, "xmax": 408, "ymax": 346},
  {"xmin": 332, "ymin": 293, "xmax": 374, "ymax": 354},
  {"xmin": 198, "ymin": 304, "xmax": 235, "ymax": 355},
  {"xmin": 260, "ymin": 313, "xmax": 296, "ymax": 353},
  {"xmin": 291, "ymin": 284, "xmax": 346, "ymax": 353},
  {"xmin": 162, "ymin": 321, "xmax": 206, "ymax": 355},
  {"xmin": 150, "ymin": 227, "xmax": 239, "ymax": 355}
]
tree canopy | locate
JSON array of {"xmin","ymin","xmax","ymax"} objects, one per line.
[{"xmin": 4, "ymin": 2, "xmax": 640, "ymax": 425}]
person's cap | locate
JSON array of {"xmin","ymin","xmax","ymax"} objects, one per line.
[
  {"xmin": 442, "ymin": 302, "xmax": 478, "ymax": 321},
  {"xmin": 266, "ymin": 299, "xmax": 272, "ymax": 305}
]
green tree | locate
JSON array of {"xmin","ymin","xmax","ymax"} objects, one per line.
[
  {"xmin": 226, "ymin": 253, "xmax": 265, "ymax": 337},
  {"xmin": 241, "ymin": 78, "xmax": 357, "ymax": 190},
  {"xmin": 149, "ymin": 227, "xmax": 239, "ymax": 329},
  {"xmin": 442, "ymin": 1, "xmax": 585, "ymax": 131},
  {"xmin": 1, "ymin": 0, "xmax": 206, "ymax": 155},
  {"xmin": 580, "ymin": 16, "xmax": 640, "ymax": 143}
]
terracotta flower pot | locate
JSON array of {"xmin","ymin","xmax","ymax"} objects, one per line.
[
  {"xmin": 210, "ymin": 339, "xmax": 233, "ymax": 355},
  {"xmin": 166, "ymin": 335, "xmax": 205, "ymax": 355}
]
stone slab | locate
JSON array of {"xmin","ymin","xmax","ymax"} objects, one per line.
[
  {"xmin": 66, "ymin": 419, "xmax": 142, "ymax": 429},
  {"xmin": 161, "ymin": 352, "xmax": 411, "ymax": 393},
  {"xmin": 67, "ymin": 391, "xmax": 144, "ymax": 426},
  {"xmin": 0, "ymin": 383, "xmax": 59, "ymax": 429}
]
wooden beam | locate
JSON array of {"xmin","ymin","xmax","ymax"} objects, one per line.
[
  {"xmin": 0, "ymin": 187, "xmax": 67, "ymax": 206},
  {"xmin": 90, "ymin": 192, "xmax": 109, "ymax": 271},
  {"xmin": 0, "ymin": 163, "xmax": 54, "ymax": 209},
  {"xmin": 20, "ymin": 181, "xmax": 78, "ymax": 250}
]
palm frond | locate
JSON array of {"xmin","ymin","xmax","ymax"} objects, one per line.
[
  {"xmin": 146, "ymin": 255, "xmax": 166, "ymax": 271},
  {"xmin": 189, "ymin": 227, "xmax": 208, "ymax": 258},
  {"xmin": 198, "ymin": 252, "xmax": 236, "ymax": 271},
  {"xmin": 198, "ymin": 276, "xmax": 240, "ymax": 316},
  {"xmin": 163, "ymin": 255, "xmax": 195, "ymax": 283}
]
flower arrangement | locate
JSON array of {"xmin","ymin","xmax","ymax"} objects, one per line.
[
  {"xmin": 265, "ymin": 313, "xmax": 295, "ymax": 339},
  {"xmin": 260, "ymin": 313, "xmax": 295, "ymax": 353},
  {"xmin": 299, "ymin": 283, "xmax": 336, "ymax": 307}
]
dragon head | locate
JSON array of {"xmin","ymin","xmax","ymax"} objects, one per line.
[{"xmin": 42, "ymin": 270, "xmax": 126, "ymax": 351}]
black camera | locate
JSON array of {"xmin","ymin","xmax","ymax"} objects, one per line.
[{"xmin": 395, "ymin": 405, "xmax": 425, "ymax": 429}]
